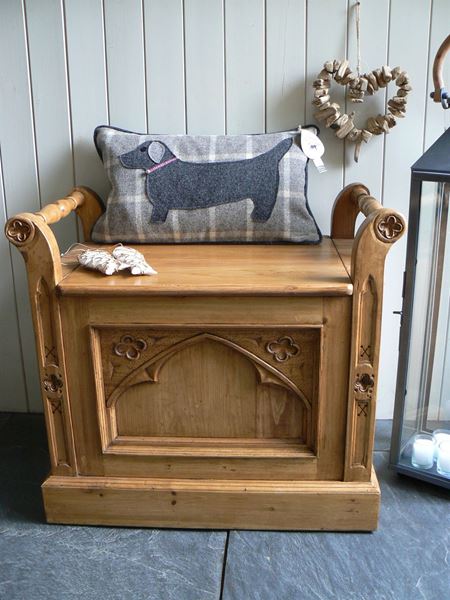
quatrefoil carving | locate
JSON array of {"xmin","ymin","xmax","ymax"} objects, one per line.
[
  {"xmin": 266, "ymin": 336, "xmax": 300, "ymax": 363},
  {"xmin": 376, "ymin": 214, "xmax": 404, "ymax": 242},
  {"xmin": 6, "ymin": 217, "xmax": 35, "ymax": 245},
  {"xmin": 43, "ymin": 372, "xmax": 63, "ymax": 396},
  {"xmin": 114, "ymin": 335, "xmax": 147, "ymax": 360},
  {"xmin": 354, "ymin": 372, "xmax": 375, "ymax": 395}
]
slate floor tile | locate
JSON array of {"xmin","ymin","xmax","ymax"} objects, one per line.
[
  {"xmin": 1, "ymin": 412, "xmax": 448, "ymax": 600},
  {"xmin": 0, "ymin": 412, "xmax": 12, "ymax": 434},
  {"xmin": 222, "ymin": 453, "xmax": 450, "ymax": 600},
  {"xmin": 374, "ymin": 419, "xmax": 393, "ymax": 452},
  {"xmin": 0, "ymin": 413, "xmax": 50, "ymax": 486},
  {"xmin": 0, "ymin": 413, "xmax": 226, "ymax": 600},
  {"xmin": 0, "ymin": 478, "xmax": 227, "ymax": 600},
  {"xmin": 0, "ymin": 413, "xmax": 47, "ymax": 449},
  {"xmin": 0, "ymin": 442, "xmax": 50, "ymax": 486},
  {"xmin": 0, "ymin": 514, "xmax": 226, "ymax": 600}
]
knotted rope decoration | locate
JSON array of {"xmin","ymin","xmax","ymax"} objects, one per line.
[
  {"xmin": 61, "ymin": 243, "xmax": 157, "ymax": 276},
  {"xmin": 312, "ymin": 1, "xmax": 411, "ymax": 162}
]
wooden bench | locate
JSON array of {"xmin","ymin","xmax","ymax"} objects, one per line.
[{"xmin": 5, "ymin": 183, "xmax": 405, "ymax": 530}]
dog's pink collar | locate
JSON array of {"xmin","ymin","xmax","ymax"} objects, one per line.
[{"xmin": 146, "ymin": 157, "xmax": 177, "ymax": 174}]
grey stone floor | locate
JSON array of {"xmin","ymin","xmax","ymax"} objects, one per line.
[{"xmin": 0, "ymin": 415, "xmax": 448, "ymax": 600}]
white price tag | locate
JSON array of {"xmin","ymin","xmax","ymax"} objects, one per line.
[{"xmin": 299, "ymin": 128, "xmax": 326, "ymax": 173}]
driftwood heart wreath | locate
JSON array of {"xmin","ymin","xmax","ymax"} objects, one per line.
[{"xmin": 313, "ymin": 60, "xmax": 411, "ymax": 162}]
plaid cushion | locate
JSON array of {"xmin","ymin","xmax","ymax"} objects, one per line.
[{"xmin": 92, "ymin": 126, "xmax": 322, "ymax": 244}]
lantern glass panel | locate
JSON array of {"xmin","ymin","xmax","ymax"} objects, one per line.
[{"xmin": 397, "ymin": 180, "xmax": 450, "ymax": 480}]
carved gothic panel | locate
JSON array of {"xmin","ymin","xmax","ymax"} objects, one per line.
[
  {"xmin": 100, "ymin": 327, "xmax": 319, "ymax": 405},
  {"xmin": 115, "ymin": 338, "xmax": 304, "ymax": 440},
  {"xmin": 92, "ymin": 326, "xmax": 320, "ymax": 452}
]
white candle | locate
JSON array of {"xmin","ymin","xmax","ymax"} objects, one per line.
[
  {"xmin": 412, "ymin": 436, "xmax": 434, "ymax": 469},
  {"xmin": 437, "ymin": 441, "xmax": 450, "ymax": 477},
  {"xmin": 432, "ymin": 430, "xmax": 450, "ymax": 460}
]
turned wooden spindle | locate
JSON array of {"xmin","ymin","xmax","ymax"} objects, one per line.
[
  {"xmin": 35, "ymin": 189, "xmax": 86, "ymax": 225},
  {"xmin": 5, "ymin": 186, "xmax": 104, "ymax": 247},
  {"xmin": 355, "ymin": 192, "xmax": 383, "ymax": 217},
  {"xmin": 331, "ymin": 183, "xmax": 385, "ymax": 238},
  {"xmin": 431, "ymin": 34, "xmax": 450, "ymax": 106}
]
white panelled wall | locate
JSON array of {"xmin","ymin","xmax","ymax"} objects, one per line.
[{"xmin": 0, "ymin": 0, "xmax": 449, "ymax": 415}]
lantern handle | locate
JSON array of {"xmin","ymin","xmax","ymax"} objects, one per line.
[{"xmin": 431, "ymin": 34, "xmax": 450, "ymax": 109}]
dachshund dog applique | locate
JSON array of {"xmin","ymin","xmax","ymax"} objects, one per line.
[{"xmin": 119, "ymin": 138, "xmax": 292, "ymax": 223}]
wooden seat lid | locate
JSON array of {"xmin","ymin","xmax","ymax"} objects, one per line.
[{"xmin": 57, "ymin": 237, "xmax": 353, "ymax": 297}]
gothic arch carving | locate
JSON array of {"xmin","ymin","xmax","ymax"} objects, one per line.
[{"xmin": 106, "ymin": 332, "xmax": 311, "ymax": 414}]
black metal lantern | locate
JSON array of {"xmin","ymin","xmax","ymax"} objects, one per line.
[
  {"xmin": 390, "ymin": 35, "xmax": 450, "ymax": 488},
  {"xmin": 390, "ymin": 128, "xmax": 450, "ymax": 488}
]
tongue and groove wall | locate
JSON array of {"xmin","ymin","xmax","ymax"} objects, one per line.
[{"xmin": 0, "ymin": 0, "xmax": 449, "ymax": 416}]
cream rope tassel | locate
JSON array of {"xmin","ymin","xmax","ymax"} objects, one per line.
[
  {"xmin": 78, "ymin": 249, "xmax": 119, "ymax": 275},
  {"xmin": 112, "ymin": 246, "xmax": 158, "ymax": 275},
  {"xmin": 68, "ymin": 244, "xmax": 158, "ymax": 276}
]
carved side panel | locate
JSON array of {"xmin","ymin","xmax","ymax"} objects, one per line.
[
  {"xmin": 7, "ymin": 215, "xmax": 77, "ymax": 475},
  {"xmin": 41, "ymin": 364, "xmax": 69, "ymax": 467},
  {"xmin": 346, "ymin": 275, "xmax": 379, "ymax": 478},
  {"xmin": 35, "ymin": 278, "xmax": 72, "ymax": 472},
  {"xmin": 343, "ymin": 206, "xmax": 405, "ymax": 482},
  {"xmin": 357, "ymin": 277, "xmax": 377, "ymax": 366},
  {"xmin": 351, "ymin": 370, "xmax": 375, "ymax": 467},
  {"xmin": 36, "ymin": 278, "xmax": 58, "ymax": 366}
]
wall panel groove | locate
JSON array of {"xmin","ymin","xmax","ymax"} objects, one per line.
[
  {"xmin": 0, "ymin": 146, "xmax": 29, "ymax": 412},
  {"xmin": 22, "ymin": 0, "xmax": 42, "ymax": 209},
  {"xmin": 380, "ymin": 0, "xmax": 393, "ymax": 209},
  {"xmin": 61, "ymin": 0, "xmax": 80, "ymax": 242},
  {"xmin": 0, "ymin": 0, "xmax": 42, "ymax": 411},
  {"xmin": 0, "ymin": 0, "xmax": 446, "ymax": 417},
  {"xmin": 225, "ymin": 0, "xmax": 265, "ymax": 134},
  {"xmin": 265, "ymin": 0, "xmax": 306, "ymax": 133},
  {"xmin": 103, "ymin": 0, "xmax": 147, "ymax": 131},
  {"xmin": 141, "ymin": 0, "xmax": 149, "ymax": 133},
  {"xmin": 65, "ymin": 0, "xmax": 109, "ymax": 199},
  {"xmin": 379, "ymin": 0, "xmax": 433, "ymax": 419},
  {"xmin": 144, "ymin": 0, "xmax": 185, "ymax": 134},
  {"xmin": 184, "ymin": 0, "xmax": 225, "ymax": 134},
  {"xmin": 101, "ymin": 0, "xmax": 111, "ymax": 125},
  {"xmin": 25, "ymin": 0, "xmax": 78, "ymax": 253}
]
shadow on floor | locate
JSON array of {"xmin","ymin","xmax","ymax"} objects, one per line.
[{"xmin": 0, "ymin": 413, "xmax": 448, "ymax": 600}]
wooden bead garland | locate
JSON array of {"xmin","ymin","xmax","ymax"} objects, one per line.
[{"xmin": 313, "ymin": 60, "xmax": 411, "ymax": 162}]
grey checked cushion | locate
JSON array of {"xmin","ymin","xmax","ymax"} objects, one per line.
[{"xmin": 92, "ymin": 125, "xmax": 322, "ymax": 244}]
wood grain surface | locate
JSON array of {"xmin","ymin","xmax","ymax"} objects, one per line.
[{"xmin": 57, "ymin": 239, "xmax": 353, "ymax": 296}]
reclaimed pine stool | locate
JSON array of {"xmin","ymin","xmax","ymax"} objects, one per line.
[{"xmin": 5, "ymin": 183, "xmax": 405, "ymax": 530}]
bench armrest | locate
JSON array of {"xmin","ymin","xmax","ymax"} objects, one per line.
[
  {"xmin": 331, "ymin": 183, "xmax": 406, "ymax": 482},
  {"xmin": 4, "ymin": 186, "xmax": 102, "ymax": 476},
  {"xmin": 332, "ymin": 183, "xmax": 387, "ymax": 238},
  {"xmin": 5, "ymin": 186, "xmax": 104, "ymax": 287},
  {"xmin": 5, "ymin": 186, "xmax": 103, "ymax": 244},
  {"xmin": 331, "ymin": 182, "xmax": 406, "ymax": 273}
]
